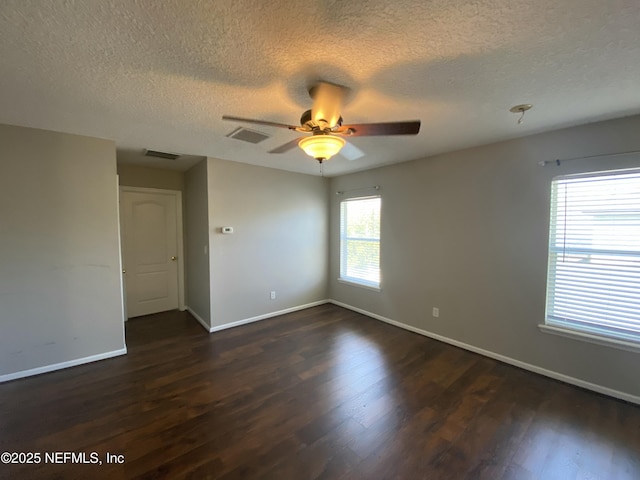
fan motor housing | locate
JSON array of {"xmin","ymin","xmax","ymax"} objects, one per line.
[{"xmin": 300, "ymin": 109, "xmax": 343, "ymax": 130}]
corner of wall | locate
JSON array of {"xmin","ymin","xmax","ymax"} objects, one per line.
[{"xmin": 184, "ymin": 158, "xmax": 212, "ymax": 328}]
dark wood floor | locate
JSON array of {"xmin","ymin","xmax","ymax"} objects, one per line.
[{"xmin": 1, "ymin": 304, "xmax": 639, "ymax": 479}]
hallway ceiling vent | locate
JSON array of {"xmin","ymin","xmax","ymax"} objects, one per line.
[
  {"xmin": 144, "ymin": 149, "xmax": 181, "ymax": 160},
  {"xmin": 226, "ymin": 127, "xmax": 270, "ymax": 144}
]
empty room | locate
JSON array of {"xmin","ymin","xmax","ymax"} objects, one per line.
[{"xmin": 1, "ymin": 1, "xmax": 639, "ymax": 479}]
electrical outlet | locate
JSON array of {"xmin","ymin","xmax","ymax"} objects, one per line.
[
  {"xmin": 432, "ymin": 307, "xmax": 440, "ymax": 318},
  {"xmin": 270, "ymin": 291, "xmax": 276, "ymax": 300}
]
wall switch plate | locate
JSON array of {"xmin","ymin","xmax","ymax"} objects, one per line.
[
  {"xmin": 432, "ymin": 307, "xmax": 440, "ymax": 318},
  {"xmin": 270, "ymin": 291, "xmax": 276, "ymax": 300}
]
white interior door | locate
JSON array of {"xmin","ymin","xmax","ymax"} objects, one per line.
[{"xmin": 120, "ymin": 190, "xmax": 179, "ymax": 318}]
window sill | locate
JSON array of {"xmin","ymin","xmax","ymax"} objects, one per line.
[
  {"xmin": 538, "ymin": 323, "xmax": 640, "ymax": 354},
  {"xmin": 337, "ymin": 278, "xmax": 381, "ymax": 292}
]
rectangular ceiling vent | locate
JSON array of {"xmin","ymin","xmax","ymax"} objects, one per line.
[
  {"xmin": 227, "ymin": 127, "xmax": 270, "ymax": 144},
  {"xmin": 144, "ymin": 149, "xmax": 180, "ymax": 160}
]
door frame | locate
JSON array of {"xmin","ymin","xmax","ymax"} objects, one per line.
[{"xmin": 119, "ymin": 186, "xmax": 186, "ymax": 316}]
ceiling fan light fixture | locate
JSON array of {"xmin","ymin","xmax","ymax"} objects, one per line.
[{"xmin": 298, "ymin": 135, "xmax": 345, "ymax": 162}]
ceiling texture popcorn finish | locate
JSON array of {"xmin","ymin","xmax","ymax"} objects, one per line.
[{"xmin": 1, "ymin": 0, "xmax": 639, "ymax": 176}]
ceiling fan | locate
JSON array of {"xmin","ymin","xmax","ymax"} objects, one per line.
[{"xmin": 222, "ymin": 82, "xmax": 421, "ymax": 163}]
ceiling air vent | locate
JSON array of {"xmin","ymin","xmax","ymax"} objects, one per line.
[
  {"xmin": 144, "ymin": 149, "xmax": 180, "ymax": 160},
  {"xmin": 227, "ymin": 127, "xmax": 270, "ymax": 144}
]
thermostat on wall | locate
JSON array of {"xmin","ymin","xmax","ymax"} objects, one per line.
[{"xmin": 222, "ymin": 227, "xmax": 234, "ymax": 234}]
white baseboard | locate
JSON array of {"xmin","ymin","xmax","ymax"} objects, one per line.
[
  {"xmin": 0, "ymin": 348, "xmax": 128, "ymax": 384},
  {"xmin": 329, "ymin": 300, "xmax": 640, "ymax": 406},
  {"xmin": 209, "ymin": 300, "xmax": 330, "ymax": 333},
  {"xmin": 186, "ymin": 306, "xmax": 211, "ymax": 332}
]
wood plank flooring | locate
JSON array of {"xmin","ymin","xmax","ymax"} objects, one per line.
[{"xmin": 1, "ymin": 304, "xmax": 639, "ymax": 479}]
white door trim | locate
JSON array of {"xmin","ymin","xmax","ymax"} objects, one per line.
[
  {"xmin": 119, "ymin": 186, "xmax": 186, "ymax": 313},
  {"xmin": 116, "ymin": 175, "xmax": 127, "ymax": 327}
]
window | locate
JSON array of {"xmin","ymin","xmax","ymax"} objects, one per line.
[
  {"xmin": 340, "ymin": 196, "xmax": 381, "ymax": 289},
  {"xmin": 544, "ymin": 168, "xmax": 640, "ymax": 346}
]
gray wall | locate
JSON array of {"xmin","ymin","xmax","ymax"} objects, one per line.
[
  {"xmin": 207, "ymin": 158, "xmax": 328, "ymax": 327},
  {"xmin": 185, "ymin": 159, "xmax": 211, "ymax": 326},
  {"xmin": 117, "ymin": 164, "xmax": 184, "ymax": 191},
  {"xmin": 0, "ymin": 124, "xmax": 126, "ymax": 378},
  {"xmin": 329, "ymin": 114, "xmax": 640, "ymax": 398}
]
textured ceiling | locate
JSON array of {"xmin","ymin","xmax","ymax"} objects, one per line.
[{"xmin": 1, "ymin": 0, "xmax": 639, "ymax": 176}]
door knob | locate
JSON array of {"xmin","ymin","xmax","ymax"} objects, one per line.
[
  {"xmin": 171, "ymin": 256, "xmax": 177, "ymax": 261},
  {"xmin": 122, "ymin": 269, "xmax": 126, "ymax": 274}
]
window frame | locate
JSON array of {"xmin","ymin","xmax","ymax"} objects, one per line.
[
  {"xmin": 540, "ymin": 167, "xmax": 640, "ymax": 352},
  {"xmin": 339, "ymin": 195, "xmax": 382, "ymax": 291}
]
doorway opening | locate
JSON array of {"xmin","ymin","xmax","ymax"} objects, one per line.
[{"xmin": 119, "ymin": 187, "xmax": 185, "ymax": 320}]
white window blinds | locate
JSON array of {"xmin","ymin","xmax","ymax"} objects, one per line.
[
  {"xmin": 340, "ymin": 196, "xmax": 381, "ymax": 288},
  {"xmin": 545, "ymin": 169, "xmax": 640, "ymax": 342}
]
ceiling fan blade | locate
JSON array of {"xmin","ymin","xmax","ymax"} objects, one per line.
[
  {"xmin": 334, "ymin": 120, "xmax": 421, "ymax": 137},
  {"xmin": 268, "ymin": 137, "xmax": 302, "ymax": 154},
  {"xmin": 222, "ymin": 115, "xmax": 299, "ymax": 131},
  {"xmin": 339, "ymin": 141, "xmax": 365, "ymax": 161},
  {"xmin": 311, "ymin": 82, "xmax": 347, "ymax": 127}
]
